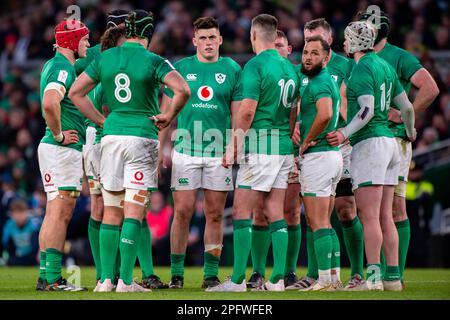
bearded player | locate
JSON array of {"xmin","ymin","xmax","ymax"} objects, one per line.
[{"xmin": 36, "ymin": 19, "xmax": 90, "ymax": 291}]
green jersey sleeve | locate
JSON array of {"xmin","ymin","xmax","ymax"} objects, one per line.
[
  {"xmin": 154, "ymin": 56, "xmax": 175, "ymax": 83},
  {"xmin": 232, "ymin": 68, "xmax": 243, "ymax": 101},
  {"xmin": 351, "ymin": 63, "xmax": 374, "ymax": 97},
  {"xmin": 241, "ymin": 60, "xmax": 261, "ymax": 101},
  {"xmin": 84, "ymin": 56, "xmax": 101, "ymax": 84},
  {"xmin": 45, "ymin": 68, "xmax": 72, "ymax": 91},
  {"xmin": 311, "ymin": 79, "xmax": 333, "ymax": 101},
  {"xmin": 399, "ymin": 51, "xmax": 422, "ymax": 81}
]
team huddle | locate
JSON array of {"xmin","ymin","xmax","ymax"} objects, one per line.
[{"xmin": 36, "ymin": 6, "xmax": 439, "ymax": 293}]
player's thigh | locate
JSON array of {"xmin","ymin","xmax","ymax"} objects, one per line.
[
  {"xmin": 232, "ymin": 188, "xmax": 263, "ymax": 220},
  {"xmin": 264, "ymin": 188, "xmax": 286, "ymax": 222},
  {"xmin": 123, "ymin": 137, "xmax": 159, "ymax": 191},
  {"xmin": 100, "ymin": 135, "xmax": 125, "ymax": 191},
  {"xmin": 171, "ymin": 151, "xmax": 202, "ymax": 191},
  {"xmin": 203, "ymin": 157, "xmax": 233, "ymax": 191},
  {"xmin": 203, "ymin": 189, "xmax": 228, "ymax": 219},
  {"xmin": 302, "ymin": 195, "xmax": 331, "ymax": 230},
  {"xmin": 380, "ymin": 185, "xmax": 395, "ymax": 230},
  {"xmin": 339, "ymin": 143, "xmax": 352, "ymax": 180},
  {"xmin": 351, "ymin": 137, "xmax": 394, "ymax": 190},
  {"xmin": 38, "ymin": 143, "xmax": 83, "ymax": 194},
  {"xmin": 253, "ymin": 196, "xmax": 268, "ymax": 226},
  {"xmin": 173, "ymin": 190, "xmax": 197, "ymax": 219},
  {"xmin": 354, "ymin": 186, "xmax": 383, "ymax": 223},
  {"xmin": 299, "ymin": 151, "xmax": 342, "ymax": 197}
]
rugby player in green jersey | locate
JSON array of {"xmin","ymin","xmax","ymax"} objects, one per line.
[
  {"xmin": 70, "ymin": 10, "xmax": 190, "ymax": 292},
  {"xmin": 37, "ymin": 19, "xmax": 90, "ymax": 291},
  {"xmin": 247, "ymin": 30, "xmax": 302, "ymax": 289},
  {"xmin": 297, "ymin": 36, "xmax": 343, "ymax": 291},
  {"xmin": 327, "ymin": 21, "xmax": 416, "ymax": 291},
  {"xmin": 291, "ymin": 18, "xmax": 365, "ymax": 291},
  {"xmin": 208, "ymin": 14, "xmax": 299, "ymax": 292},
  {"xmin": 74, "ymin": 9, "xmax": 128, "ymax": 291},
  {"xmin": 359, "ymin": 8, "xmax": 439, "ymax": 284},
  {"xmin": 160, "ymin": 17, "xmax": 242, "ymax": 289}
]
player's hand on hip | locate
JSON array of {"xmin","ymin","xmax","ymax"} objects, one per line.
[
  {"xmin": 292, "ymin": 126, "xmax": 301, "ymax": 146},
  {"xmin": 222, "ymin": 146, "xmax": 235, "ymax": 168},
  {"xmin": 326, "ymin": 130, "xmax": 345, "ymax": 147},
  {"xmin": 408, "ymin": 128, "xmax": 417, "ymax": 142},
  {"xmin": 150, "ymin": 114, "xmax": 172, "ymax": 129},
  {"xmin": 388, "ymin": 108, "xmax": 403, "ymax": 124},
  {"xmin": 61, "ymin": 130, "xmax": 79, "ymax": 145}
]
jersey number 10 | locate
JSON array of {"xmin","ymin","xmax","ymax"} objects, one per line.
[
  {"xmin": 114, "ymin": 73, "xmax": 132, "ymax": 103},
  {"xmin": 278, "ymin": 79, "xmax": 296, "ymax": 108}
]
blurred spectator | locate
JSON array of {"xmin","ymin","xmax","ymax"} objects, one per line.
[{"xmin": 2, "ymin": 199, "xmax": 40, "ymax": 266}]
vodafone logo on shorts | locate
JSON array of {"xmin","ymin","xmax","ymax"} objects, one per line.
[
  {"xmin": 134, "ymin": 171, "xmax": 144, "ymax": 181},
  {"xmin": 44, "ymin": 174, "xmax": 51, "ymax": 183},
  {"xmin": 197, "ymin": 86, "xmax": 214, "ymax": 102}
]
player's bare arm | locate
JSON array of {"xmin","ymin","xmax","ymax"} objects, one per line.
[
  {"xmin": 69, "ymin": 72, "xmax": 105, "ymax": 127},
  {"xmin": 410, "ymin": 68, "xmax": 439, "ymax": 112},
  {"xmin": 42, "ymin": 89, "xmax": 78, "ymax": 145},
  {"xmin": 153, "ymin": 70, "xmax": 190, "ymax": 129},
  {"xmin": 222, "ymin": 98, "xmax": 257, "ymax": 168},
  {"xmin": 339, "ymin": 81, "xmax": 348, "ymax": 122},
  {"xmin": 300, "ymin": 97, "xmax": 332, "ymax": 156}
]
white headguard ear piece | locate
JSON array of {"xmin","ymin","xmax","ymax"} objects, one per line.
[{"xmin": 344, "ymin": 21, "xmax": 377, "ymax": 54}]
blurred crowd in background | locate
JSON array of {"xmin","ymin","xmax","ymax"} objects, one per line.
[{"xmin": 0, "ymin": 0, "xmax": 449, "ymax": 268}]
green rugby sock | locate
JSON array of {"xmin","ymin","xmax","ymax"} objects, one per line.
[
  {"xmin": 306, "ymin": 226, "xmax": 318, "ymax": 279},
  {"xmin": 170, "ymin": 254, "xmax": 186, "ymax": 278},
  {"xmin": 330, "ymin": 228, "xmax": 341, "ymax": 281},
  {"xmin": 88, "ymin": 217, "xmax": 102, "ymax": 280},
  {"xmin": 119, "ymin": 218, "xmax": 141, "ymax": 285},
  {"xmin": 395, "ymin": 219, "xmax": 410, "ymax": 280},
  {"xmin": 380, "ymin": 249, "xmax": 386, "ymax": 280},
  {"xmin": 204, "ymin": 252, "xmax": 220, "ymax": 279},
  {"xmin": 100, "ymin": 223, "xmax": 120, "ymax": 282},
  {"xmin": 285, "ymin": 224, "xmax": 301, "ymax": 275},
  {"xmin": 250, "ymin": 225, "xmax": 270, "ymax": 277},
  {"xmin": 385, "ymin": 265, "xmax": 401, "ymax": 281},
  {"xmin": 341, "ymin": 216, "xmax": 364, "ymax": 277},
  {"xmin": 45, "ymin": 248, "xmax": 63, "ymax": 284},
  {"xmin": 314, "ymin": 229, "xmax": 332, "ymax": 284},
  {"xmin": 269, "ymin": 220, "xmax": 288, "ymax": 283},
  {"xmin": 137, "ymin": 219, "xmax": 154, "ymax": 278},
  {"xmin": 39, "ymin": 251, "xmax": 46, "ymax": 280},
  {"xmin": 231, "ymin": 219, "xmax": 252, "ymax": 284}
]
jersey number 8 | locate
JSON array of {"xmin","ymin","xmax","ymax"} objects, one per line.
[{"xmin": 114, "ymin": 73, "xmax": 132, "ymax": 103}]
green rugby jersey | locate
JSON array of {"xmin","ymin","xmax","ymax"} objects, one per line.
[
  {"xmin": 89, "ymin": 84, "xmax": 105, "ymax": 145},
  {"xmin": 327, "ymin": 50, "xmax": 354, "ymax": 128},
  {"xmin": 241, "ymin": 49, "xmax": 299, "ymax": 155},
  {"xmin": 164, "ymin": 55, "xmax": 242, "ymax": 157},
  {"xmin": 75, "ymin": 44, "xmax": 102, "ymax": 138},
  {"xmin": 298, "ymin": 67, "xmax": 340, "ymax": 154},
  {"xmin": 85, "ymin": 41, "xmax": 175, "ymax": 140},
  {"xmin": 39, "ymin": 52, "xmax": 86, "ymax": 151},
  {"xmin": 377, "ymin": 42, "xmax": 422, "ymax": 140},
  {"xmin": 346, "ymin": 52, "xmax": 404, "ymax": 146},
  {"xmin": 294, "ymin": 69, "xmax": 309, "ymax": 156}
]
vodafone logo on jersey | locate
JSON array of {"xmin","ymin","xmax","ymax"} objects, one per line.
[{"xmin": 197, "ymin": 86, "xmax": 214, "ymax": 102}]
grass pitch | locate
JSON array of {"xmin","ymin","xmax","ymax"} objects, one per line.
[{"xmin": 0, "ymin": 266, "xmax": 449, "ymax": 300}]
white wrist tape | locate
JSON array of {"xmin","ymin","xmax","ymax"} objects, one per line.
[{"xmin": 53, "ymin": 132, "xmax": 64, "ymax": 143}]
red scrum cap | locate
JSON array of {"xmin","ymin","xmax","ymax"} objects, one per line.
[{"xmin": 54, "ymin": 19, "xmax": 89, "ymax": 53}]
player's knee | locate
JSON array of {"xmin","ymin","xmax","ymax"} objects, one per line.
[
  {"xmin": 284, "ymin": 211, "xmax": 300, "ymax": 225},
  {"xmin": 102, "ymin": 189, "xmax": 125, "ymax": 208},
  {"xmin": 205, "ymin": 210, "xmax": 223, "ymax": 225},
  {"xmin": 392, "ymin": 196, "xmax": 407, "ymax": 221},
  {"xmin": 175, "ymin": 205, "xmax": 194, "ymax": 223},
  {"xmin": 125, "ymin": 188, "xmax": 149, "ymax": 207}
]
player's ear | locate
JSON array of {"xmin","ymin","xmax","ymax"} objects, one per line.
[
  {"xmin": 287, "ymin": 45, "xmax": 292, "ymax": 55},
  {"xmin": 192, "ymin": 35, "xmax": 198, "ymax": 47},
  {"xmin": 218, "ymin": 35, "xmax": 223, "ymax": 45}
]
